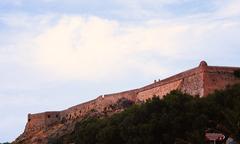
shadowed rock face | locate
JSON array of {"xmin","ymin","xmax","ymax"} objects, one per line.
[{"xmin": 13, "ymin": 61, "xmax": 240, "ymax": 144}]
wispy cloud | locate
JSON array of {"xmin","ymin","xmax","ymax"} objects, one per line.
[
  {"xmin": 215, "ymin": 0, "xmax": 240, "ymax": 18},
  {"xmin": 0, "ymin": 0, "xmax": 221, "ymax": 20},
  {"xmin": 1, "ymin": 12, "xmax": 239, "ymax": 82},
  {"xmin": 1, "ymin": 0, "xmax": 240, "ymax": 142}
]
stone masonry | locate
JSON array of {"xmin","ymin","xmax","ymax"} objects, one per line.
[{"xmin": 23, "ymin": 61, "xmax": 240, "ymax": 135}]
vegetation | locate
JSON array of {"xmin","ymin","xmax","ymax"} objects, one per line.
[
  {"xmin": 52, "ymin": 84, "xmax": 240, "ymax": 144},
  {"xmin": 234, "ymin": 70, "xmax": 240, "ymax": 78}
]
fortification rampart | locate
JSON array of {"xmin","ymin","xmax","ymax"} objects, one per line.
[
  {"xmin": 23, "ymin": 61, "xmax": 240, "ymax": 134},
  {"xmin": 136, "ymin": 62, "xmax": 207, "ymax": 100},
  {"xmin": 137, "ymin": 79, "xmax": 183, "ymax": 101},
  {"xmin": 25, "ymin": 111, "xmax": 60, "ymax": 133},
  {"xmin": 60, "ymin": 89, "xmax": 139, "ymax": 122},
  {"xmin": 203, "ymin": 66, "xmax": 240, "ymax": 96}
]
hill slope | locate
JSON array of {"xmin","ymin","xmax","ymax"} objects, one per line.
[{"xmin": 48, "ymin": 84, "xmax": 240, "ymax": 144}]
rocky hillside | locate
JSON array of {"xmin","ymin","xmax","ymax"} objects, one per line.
[
  {"xmin": 53, "ymin": 84, "xmax": 240, "ymax": 144},
  {"xmin": 13, "ymin": 98, "xmax": 135, "ymax": 144},
  {"xmin": 14, "ymin": 84, "xmax": 240, "ymax": 144}
]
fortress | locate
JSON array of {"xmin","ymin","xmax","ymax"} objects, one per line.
[{"xmin": 23, "ymin": 61, "xmax": 240, "ymax": 135}]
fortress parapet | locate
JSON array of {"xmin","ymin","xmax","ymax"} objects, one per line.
[{"xmin": 23, "ymin": 61, "xmax": 240, "ymax": 134}]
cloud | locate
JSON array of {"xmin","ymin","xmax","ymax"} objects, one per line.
[
  {"xmin": 0, "ymin": 0, "xmax": 23, "ymax": 6},
  {"xmin": 0, "ymin": 0, "xmax": 219, "ymax": 21},
  {"xmin": 0, "ymin": 13, "xmax": 238, "ymax": 82},
  {"xmin": 25, "ymin": 16, "xmax": 184, "ymax": 81},
  {"xmin": 216, "ymin": 0, "xmax": 240, "ymax": 18},
  {"xmin": 32, "ymin": 16, "xmax": 124, "ymax": 80}
]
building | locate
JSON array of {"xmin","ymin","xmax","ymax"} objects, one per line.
[{"xmin": 23, "ymin": 61, "xmax": 240, "ymax": 134}]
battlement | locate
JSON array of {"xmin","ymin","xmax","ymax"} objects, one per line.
[{"xmin": 23, "ymin": 61, "xmax": 240, "ymax": 134}]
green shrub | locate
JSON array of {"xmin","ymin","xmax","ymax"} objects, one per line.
[
  {"xmin": 234, "ymin": 70, "xmax": 240, "ymax": 78},
  {"xmin": 59, "ymin": 84, "xmax": 240, "ymax": 144}
]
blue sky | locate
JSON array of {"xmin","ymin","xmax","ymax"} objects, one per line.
[{"xmin": 1, "ymin": 0, "xmax": 240, "ymax": 142}]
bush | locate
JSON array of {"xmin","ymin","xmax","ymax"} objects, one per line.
[
  {"xmin": 59, "ymin": 84, "xmax": 240, "ymax": 144},
  {"xmin": 234, "ymin": 70, "xmax": 240, "ymax": 78}
]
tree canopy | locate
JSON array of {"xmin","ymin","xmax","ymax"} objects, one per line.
[{"xmin": 51, "ymin": 84, "xmax": 240, "ymax": 144}]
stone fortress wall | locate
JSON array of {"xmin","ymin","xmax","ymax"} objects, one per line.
[
  {"xmin": 26, "ymin": 111, "xmax": 60, "ymax": 132},
  {"xmin": 203, "ymin": 66, "xmax": 240, "ymax": 96},
  {"xmin": 24, "ymin": 61, "xmax": 240, "ymax": 134}
]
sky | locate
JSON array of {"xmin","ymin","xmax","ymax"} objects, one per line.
[{"xmin": 0, "ymin": 0, "xmax": 240, "ymax": 142}]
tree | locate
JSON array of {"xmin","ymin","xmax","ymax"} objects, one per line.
[
  {"xmin": 234, "ymin": 70, "xmax": 240, "ymax": 78},
  {"xmin": 59, "ymin": 84, "xmax": 240, "ymax": 144}
]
